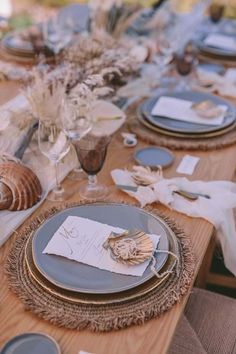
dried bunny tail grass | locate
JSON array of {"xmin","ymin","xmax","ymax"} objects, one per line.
[{"xmin": 22, "ymin": 68, "xmax": 67, "ymax": 124}]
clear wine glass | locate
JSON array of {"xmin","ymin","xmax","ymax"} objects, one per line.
[
  {"xmin": 74, "ymin": 134, "xmax": 111, "ymax": 200},
  {"xmin": 38, "ymin": 120, "xmax": 71, "ymax": 202},
  {"xmin": 154, "ymin": 32, "xmax": 180, "ymax": 92},
  {"xmin": 61, "ymin": 100, "xmax": 92, "ymax": 180}
]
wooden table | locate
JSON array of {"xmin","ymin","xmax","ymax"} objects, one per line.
[{"xmin": 0, "ymin": 82, "xmax": 236, "ymax": 354}]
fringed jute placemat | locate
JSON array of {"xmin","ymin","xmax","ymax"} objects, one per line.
[
  {"xmin": 127, "ymin": 104, "xmax": 236, "ymax": 151},
  {"xmin": 5, "ymin": 200, "xmax": 195, "ymax": 332}
]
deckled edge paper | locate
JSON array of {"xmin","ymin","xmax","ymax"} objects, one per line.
[
  {"xmin": 43, "ymin": 216, "xmax": 161, "ymax": 277},
  {"xmin": 204, "ymin": 33, "xmax": 236, "ymax": 52},
  {"xmin": 151, "ymin": 96, "xmax": 226, "ymax": 126}
]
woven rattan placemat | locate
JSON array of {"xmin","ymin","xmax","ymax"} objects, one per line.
[
  {"xmin": 5, "ymin": 201, "xmax": 195, "ymax": 332},
  {"xmin": 127, "ymin": 104, "xmax": 236, "ymax": 151}
]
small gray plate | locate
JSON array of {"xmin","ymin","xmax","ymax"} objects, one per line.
[
  {"xmin": 32, "ymin": 203, "xmax": 169, "ymax": 294},
  {"xmin": 134, "ymin": 147, "xmax": 174, "ymax": 169},
  {"xmin": 1, "ymin": 333, "xmax": 60, "ymax": 354},
  {"xmin": 140, "ymin": 91, "xmax": 236, "ymax": 135}
]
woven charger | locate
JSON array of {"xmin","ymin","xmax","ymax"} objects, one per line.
[
  {"xmin": 5, "ymin": 201, "xmax": 195, "ymax": 332},
  {"xmin": 127, "ymin": 103, "xmax": 236, "ymax": 151},
  {"xmin": 198, "ymin": 52, "xmax": 236, "ymax": 68}
]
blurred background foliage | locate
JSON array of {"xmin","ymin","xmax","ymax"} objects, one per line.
[
  {"xmin": 7, "ymin": 0, "xmax": 236, "ymax": 32},
  {"xmin": 29, "ymin": 0, "xmax": 236, "ymax": 17},
  {"xmin": 13, "ymin": 0, "xmax": 236, "ymax": 10}
]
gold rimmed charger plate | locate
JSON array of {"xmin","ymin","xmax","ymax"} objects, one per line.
[
  {"xmin": 24, "ymin": 219, "xmax": 179, "ymax": 305},
  {"xmin": 0, "ymin": 44, "xmax": 36, "ymax": 64},
  {"xmin": 137, "ymin": 110, "xmax": 236, "ymax": 139},
  {"xmin": 198, "ymin": 48, "xmax": 236, "ymax": 62},
  {"xmin": 198, "ymin": 52, "xmax": 236, "ymax": 67}
]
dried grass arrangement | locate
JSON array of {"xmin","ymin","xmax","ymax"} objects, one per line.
[
  {"xmin": 23, "ymin": 69, "xmax": 67, "ymax": 125},
  {"xmin": 22, "ymin": 65, "xmax": 113, "ymax": 127},
  {"xmin": 64, "ymin": 31, "xmax": 141, "ymax": 86},
  {"xmin": 89, "ymin": 0, "xmax": 141, "ymax": 38},
  {"xmin": 69, "ymin": 73, "xmax": 112, "ymax": 104}
]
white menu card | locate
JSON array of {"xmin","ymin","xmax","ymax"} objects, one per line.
[
  {"xmin": 43, "ymin": 216, "xmax": 161, "ymax": 277},
  {"xmin": 151, "ymin": 96, "xmax": 227, "ymax": 126},
  {"xmin": 204, "ymin": 34, "xmax": 236, "ymax": 52}
]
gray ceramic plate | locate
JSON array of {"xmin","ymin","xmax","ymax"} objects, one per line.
[
  {"xmin": 2, "ymin": 34, "xmax": 34, "ymax": 54},
  {"xmin": 140, "ymin": 91, "xmax": 236, "ymax": 135},
  {"xmin": 195, "ymin": 32, "xmax": 236, "ymax": 58},
  {"xmin": 134, "ymin": 147, "xmax": 174, "ymax": 168},
  {"xmin": 1, "ymin": 333, "xmax": 60, "ymax": 354},
  {"xmin": 198, "ymin": 63, "xmax": 225, "ymax": 75},
  {"xmin": 32, "ymin": 203, "xmax": 169, "ymax": 294}
]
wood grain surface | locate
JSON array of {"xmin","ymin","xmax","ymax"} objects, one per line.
[{"xmin": 0, "ymin": 82, "xmax": 235, "ymax": 354}]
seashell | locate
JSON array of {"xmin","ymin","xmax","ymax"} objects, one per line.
[
  {"xmin": 103, "ymin": 229, "xmax": 153, "ymax": 265},
  {"xmin": 191, "ymin": 100, "xmax": 224, "ymax": 119},
  {"xmin": 0, "ymin": 162, "xmax": 42, "ymax": 211}
]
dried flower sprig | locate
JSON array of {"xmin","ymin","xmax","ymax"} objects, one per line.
[
  {"xmin": 68, "ymin": 73, "xmax": 113, "ymax": 119},
  {"xmin": 64, "ymin": 31, "xmax": 140, "ymax": 86},
  {"xmin": 89, "ymin": 0, "xmax": 141, "ymax": 38},
  {"xmin": 23, "ymin": 69, "xmax": 67, "ymax": 125}
]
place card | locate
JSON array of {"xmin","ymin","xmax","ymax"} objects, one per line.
[
  {"xmin": 151, "ymin": 96, "xmax": 226, "ymax": 126},
  {"xmin": 43, "ymin": 216, "xmax": 161, "ymax": 277},
  {"xmin": 176, "ymin": 155, "xmax": 200, "ymax": 175},
  {"xmin": 204, "ymin": 34, "xmax": 236, "ymax": 52}
]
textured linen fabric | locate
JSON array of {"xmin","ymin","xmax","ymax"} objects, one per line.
[
  {"xmin": 168, "ymin": 315, "xmax": 207, "ymax": 354},
  {"xmin": 169, "ymin": 288, "xmax": 236, "ymax": 353},
  {"xmin": 185, "ymin": 288, "xmax": 236, "ymax": 354}
]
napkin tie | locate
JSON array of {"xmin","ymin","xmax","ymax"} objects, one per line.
[
  {"xmin": 151, "ymin": 250, "xmax": 180, "ymax": 279},
  {"xmin": 111, "ymin": 167, "xmax": 236, "ymax": 277}
]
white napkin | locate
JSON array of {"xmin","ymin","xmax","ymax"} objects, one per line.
[
  {"xmin": 90, "ymin": 100, "xmax": 126, "ymax": 136},
  {"xmin": 204, "ymin": 34, "xmax": 236, "ymax": 52},
  {"xmin": 0, "ymin": 95, "xmax": 77, "ymax": 247},
  {"xmin": 0, "ymin": 94, "xmax": 28, "ymax": 131},
  {"xmin": 225, "ymin": 68, "xmax": 236, "ymax": 83},
  {"xmin": 0, "ymin": 150, "xmax": 77, "ymax": 247},
  {"xmin": 151, "ymin": 96, "xmax": 226, "ymax": 126},
  {"xmin": 43, "ymin": 216, "xmax": 161, "ymax": 277},
  {"xmin": 196, "ymin": 68, "xmax": 236, "ymax": 99},
  {"xmin": 111, "ymin": 168, "xmax": 236, "ymax": 277}
]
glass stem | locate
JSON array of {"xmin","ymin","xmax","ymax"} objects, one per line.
[
  {"xmin": 55, "ymin": 161, "xmax": 62, "ymax": 192},
  {"xmin": 88, "ymin": 175, "xmax": 97, "ymax": 189}
]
